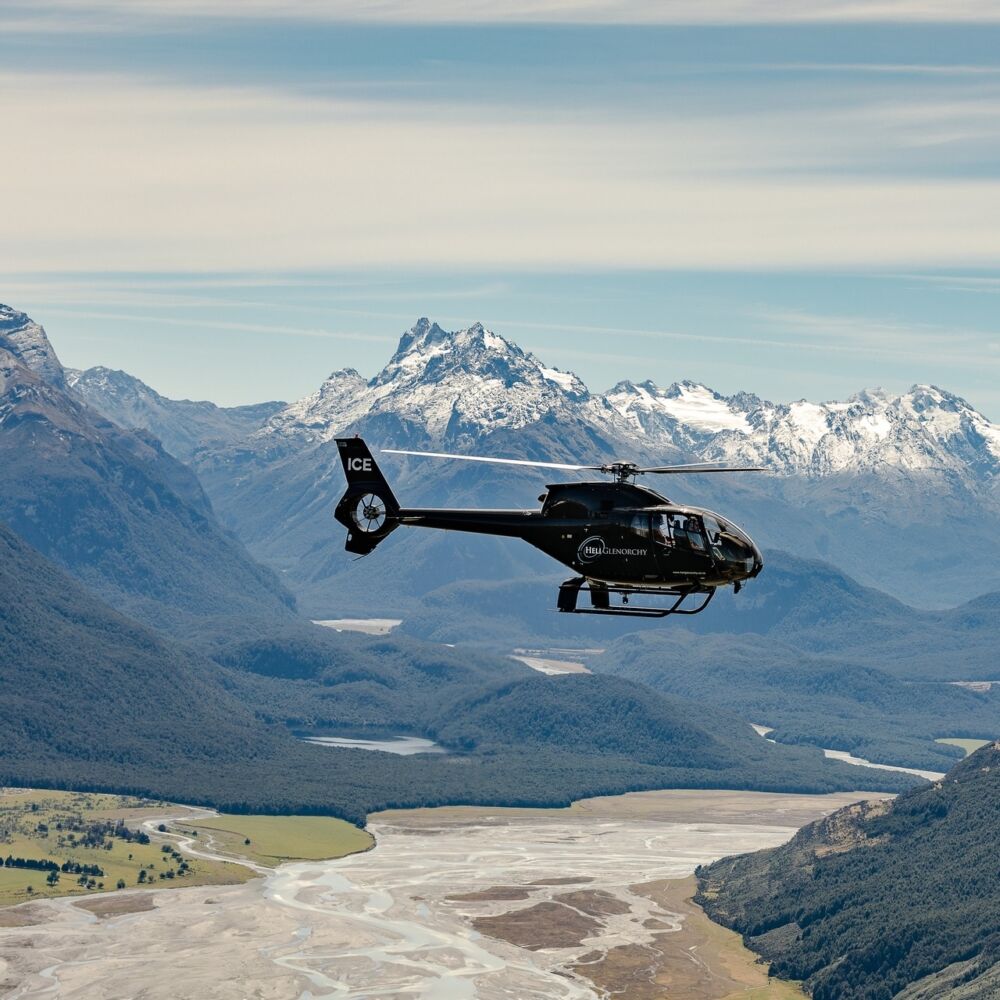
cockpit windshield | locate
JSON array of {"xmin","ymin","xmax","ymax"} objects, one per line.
[{"xmin": 703, "ymin": 509, "xmax": 753, "ymax": 549}]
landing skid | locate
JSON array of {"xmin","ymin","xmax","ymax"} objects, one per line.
[{"xmin": 556, "ymin": 577, "xmax": 716, "ymax": 618}]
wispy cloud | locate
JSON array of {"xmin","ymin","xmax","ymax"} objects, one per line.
[
  {"xmin": 6, "ymin": 71, "xmax": 1000, "ymax": 274},
  {"xmin": 756, "ymin": 62, "xmax": 1000, "ymax": 76},
  {"xmin": 752, "ymin": 307, "xmax": 1000, "ymax": 366},
  {"xmin": 10, "ymin": 1, "xmax": 1000, "ymax": 27},
  {"xmin": 428, "ymin": 310, "xmax": 997, "ymax": 372},
  {"xmin": 891, "ymin": 273, "xmax": 1000, "ymax": 294},
  {"xmin": 38, "ymin": 308, "xmax": 398, "ymax": 344}
]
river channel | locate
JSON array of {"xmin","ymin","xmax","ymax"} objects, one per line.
[{"xmin": 1, "ymin": 789, "xmax": 880, "ymax": 999}]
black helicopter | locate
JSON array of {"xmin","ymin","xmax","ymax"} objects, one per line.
[{"xmin": 334, "ymin": 437, "xmax": 765, "ymax": 618}]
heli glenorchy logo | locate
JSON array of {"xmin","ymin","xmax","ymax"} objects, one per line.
[{"xmin": 576, "ymin": 536, "xmax": 646, "ymax": 564}]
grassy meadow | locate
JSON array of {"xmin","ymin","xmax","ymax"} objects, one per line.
[{"xmin": 0, "ymin": 788, "xmax": 372, "ymax": 908}]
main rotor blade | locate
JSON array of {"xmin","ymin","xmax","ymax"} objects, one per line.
[
  {"xmin": 382, "ymin": 448, "xmax": 598, "ymax": 472},
  {"xmin": 638, "ymin": 464, "xmax": 767, "ymax": 474}
]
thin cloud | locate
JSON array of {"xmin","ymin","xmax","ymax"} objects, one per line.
[
  {"xmin": 38, "ymin": 308, "xmax": 398, "ymax": 344},
  {"xmin": 12, "ymin": 1, "xmax": 1000, "ymax": 26},
  {"xmin": 751, "ymin": 307, "xmax": 1000, "ymax": 365},
  {"xmin": 891, "ymin": 273, "xmax": 1000, "ymax": 294},
  {"xmin": 6, "ymin": 72, "xmax": 1000, "ymax": 273},
  {"xmin": 756, "ymin": 63, "xmax": 1000, "ymax": 76}
]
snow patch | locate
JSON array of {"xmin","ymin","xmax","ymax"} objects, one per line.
[{"xmin": 539, "ymin": 367, "xmax": 579, "ymax": 392}]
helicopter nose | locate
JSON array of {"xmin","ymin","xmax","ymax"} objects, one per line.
[{"xmin": 732, "ymin": 537, "xmax": 763, "ymax": 579}]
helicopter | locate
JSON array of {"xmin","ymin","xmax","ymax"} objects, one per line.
[{"xmin": 334, "ymin": 437, "xmax": 765, "ymax": 618}]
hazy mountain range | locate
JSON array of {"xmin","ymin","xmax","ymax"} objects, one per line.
[
  {"xmin": 4, "ymin": 302, "xmax": 921, "ymax": 820},
  {"xmin": 66, "ymin": 314, "xmax": 1000, "ymax": 610},
  {"xmin": 6, "ymin": 302, "xmax": 997, "ymax": 998},
  {"xmin": 0, "ymin": 304, "xmax": 294, "ymax": 636}
]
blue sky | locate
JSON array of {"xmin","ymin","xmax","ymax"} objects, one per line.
[{"xmin": 4, "ymin": 3, "xmax": 1000, "ymax": 415}]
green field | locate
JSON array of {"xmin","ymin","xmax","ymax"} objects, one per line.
[
  {"xmin": 0, "ymin": 789, "xmax": 251, "ymax": 907},
  {"xmin": 1, "ymin": 789, "xmax": 373, "ymax": 908},
  {"xmin": 185, "ymin": 814, "xmax": 373, "ymax": 866},
  {"xmin": 935, "ymin": 738, "xmax": 992, "ymax": 757}
]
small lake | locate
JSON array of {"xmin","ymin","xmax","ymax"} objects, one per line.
[
  {"xmin": 302, "ymin": 735, "xmax": 447, "ymax": 756},
  {"xmin": 311, "ymin": 618, "xmax": 402, "ymax": 635}
]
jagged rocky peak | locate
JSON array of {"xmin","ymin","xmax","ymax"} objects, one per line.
[
  {"xmin": 0, "ymin": 304, "xmax": 65, "ymax": 387},
  {"xmin": 376, "ymin": 318, "xmax": 587, "ymax": 394},
  {"xmin": 266, "ymin": 318, "xmax": 592, "ymax": 444},
  {"xmin": 374, "ymin": 317, "xmax": 590, "ymax": 406}
]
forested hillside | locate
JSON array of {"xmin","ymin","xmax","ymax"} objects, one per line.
[
  {"xmin": 697, "ymin": 743, "xmax": 1000, "ymax": 1000},
  {"xmin": 593, "ymin": 629, "xmax": 1000, "ymax": 771},
  {"xmin": 0, "ymin": 307, "xmax": 295, "ymax": 635},
  {"xmin": 0, "ymin": 523, "xmax": 915, "ymax": 824},
  {"xmin": 0, "ymin": 522, "xmax": 291, "ymax": 772}
]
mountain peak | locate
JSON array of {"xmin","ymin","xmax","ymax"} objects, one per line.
[
  {"xmin": 263, "ymin": 318, "xmax": 590, "ymax": 443},
  {"xmin": 377, "ymin": 318, "xmax": 537, "ymax": 390},
  {"xmin": 0, "ymin": 305, "xmax": 65, "ymax": 388},
  {"xmin": 389, "ymin": 318, "xmax": 518, "ymax": 366}
]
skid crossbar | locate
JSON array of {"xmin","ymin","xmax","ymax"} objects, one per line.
[{"xmin": 556, "ymin": 578, "xmax": 715, "ymax": 618}]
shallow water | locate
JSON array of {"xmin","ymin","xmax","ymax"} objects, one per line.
[
  {"xmin": 1, "ymin": 792, "xmax": 861, "ymax": 999},
  {"xmin": 302, "ymin": 735, "xmax": 447, "ymax": 755}
]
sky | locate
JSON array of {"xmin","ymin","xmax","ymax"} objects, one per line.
[{"xmin": 4, "ymin": 2, "xmax": 1000, "ymax": 415}]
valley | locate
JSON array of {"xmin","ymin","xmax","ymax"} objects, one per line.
[
  {"xmin": 3, "ymin": 304, "xmax": 998, "ymax": 998},
  {"xmin": 1, "ymin": 787, "xmax": 879, "ymax": 999}
]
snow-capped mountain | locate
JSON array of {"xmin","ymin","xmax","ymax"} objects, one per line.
[
  {"xmin": 251, "ymin": 317, "xmax": 1000, "ymax": 483},
  {"xmin": 0, "ymin": 304, "xmax": 65, "ymax": 388},
  {"xmin": 606, "ymin": 379, "xmax": 1000, "ymax": 478},
  {"xmin": 68, "ymin": 365, "xmax": 284, "ymax": 462},
  {"xmin": 262, "ymin": 318, "xmax": 590, "ymax": 446}
]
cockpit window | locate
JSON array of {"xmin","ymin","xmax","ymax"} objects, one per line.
[
  {"xmin": 652, "ymin": 513, "xmax": 673, "ymax": 546},
  {"xmin": 702, "ymin": 514, "xmax": 722, "ymax": 544},
  {"xmin": 666, "ymin": 514, "xmax": 705, "ymax": 551},
  {"xmin": 631, "ymin": 514, "xmax": 651, "ymax": 539},
  {"xmin": 633, "ymin": 512, "xmax": 711, "ymax": 551}
]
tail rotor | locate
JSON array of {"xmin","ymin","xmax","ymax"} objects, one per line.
[{"xmin": 334, "ymin": 438, "xmax": 400, "ymax": 554}]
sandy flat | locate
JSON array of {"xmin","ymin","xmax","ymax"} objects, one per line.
[
  {"xmin": 71, "ymin": 893, "xmax": 157, "ymax": 919},
  {"xmin": 1, "ymin": 788, "xmax": 882, "ymax": 999}
]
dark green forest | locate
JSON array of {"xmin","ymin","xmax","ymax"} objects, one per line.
[
  {"xmin": 404, "ymin": 551, "xmax": 1000, "ymax": 684},
  {"xmin": 592, "ymin": 629, "xmax": 1000, "ymax": 771},
  {"xmin": 0, "ymin": 356, "xmax": 294, "ymax": 635},
  {"xmin": 697, "ymin": 743, "xmax": 1000, "ymax": 1000},
  {"xmin": 0, "ymin": 523, "xmax": 914, "ymax": 826}
]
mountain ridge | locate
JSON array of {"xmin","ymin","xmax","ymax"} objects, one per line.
[
  {"xmin": 37, "ymin": 310, "xmax": 1000, "ymax": 605},
  {"xmin": 0, "ymin": 305, "xmax": 296, "ymax": 634},
  {"xmin": 72, "ymin": 314, "xmax": 1000, "ymax": 482},
  {"xmin": 696, "ymin": 742, "xmax": 1000, "ymax": 1000},
  {"xmin": 245, "ymin": 317, "xmax": 1000, "ymax": 482},
  {"xmin": 68, "ymin": 364, "xmax": 285, "ymax": 462}
]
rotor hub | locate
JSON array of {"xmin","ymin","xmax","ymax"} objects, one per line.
[{"xmin": 602, "ymin": 461, "xmax": 641, "ymax": 483}]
